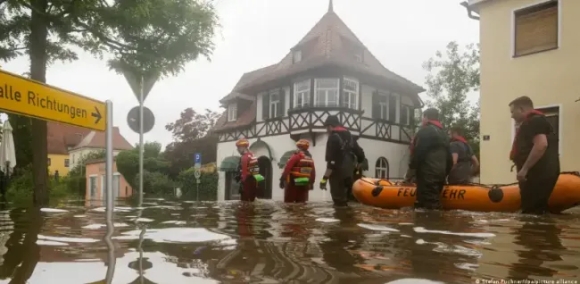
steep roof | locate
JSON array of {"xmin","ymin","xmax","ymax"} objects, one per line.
[
  {"xmin": 214, "ymin": 1, "xmax": 424, "ymax": 131},
  {"xmin": 72, "ymin": 127, "xmax": 133, "ymax": 151},
  {"xmin": 47, "ymin": 122, "xmax": 92, "ymax": 155}
]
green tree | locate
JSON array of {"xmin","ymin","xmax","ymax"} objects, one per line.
[
  {"xmin": 116, "ymin": 142, "xmax": 170, "ymax": 190},
  {"xmin": 0, "ymin": 0, "xmax": 218, "ymax": 206},
  {"xmin": 423, "ymin": 41, "xmax": 480, "ymax": 156}
]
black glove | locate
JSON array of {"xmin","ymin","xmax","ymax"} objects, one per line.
[
  {"xmin": 279, "ymin": 179, "xmax": 285, "ymax": 189},
  {"xmin": 234, "ymin": 174, "xmax": 241, "ymax": 183}
]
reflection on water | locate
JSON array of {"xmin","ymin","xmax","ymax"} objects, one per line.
[{"xmin": 0, "ymin": 199, "xmax": 578, "ymax": 283}]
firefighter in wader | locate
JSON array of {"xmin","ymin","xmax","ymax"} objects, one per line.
[
  {"xmin": 319, "ymin": 115, "xmax": 366, "ymax": 207},
  {"xmin": 234, "ymin": 138, "xmax": 264, "ymax": 202},
  {"xmin": 405, "ymin": 108, "xmax": 452, "ymax": 210},
  {"xmin": 279, "ymin": 139, "xmax": 316, "ymax": 203}
]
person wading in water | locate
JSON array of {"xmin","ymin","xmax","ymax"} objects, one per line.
[
  {"xmin": 319, "ymin": 115, "xmax": 365, "ymax": 207},
  {"xmin": 404, "ymin": 108, "xmax": 452, "ymax": 210},
  {"xmin": 234, "ymin": 138, "xmax": 264, "ymax": 202},
  {"xmin": 509, "ymin": 96, "xmax": 559, "ymax": 215},
  {"xmin": 279, "ymin": 139, "xmax": 316, "ymax": 203},
  {"xmin": 447, "ymin": 126, "xmax": 479, "ymax": 185}
]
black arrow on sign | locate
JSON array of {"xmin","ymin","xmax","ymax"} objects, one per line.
[{"xmin": 92, "ymin": 107, "xmax": 102, "ymax": 124}]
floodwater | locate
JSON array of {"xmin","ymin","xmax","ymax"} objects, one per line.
[{"xmin": 0, "ymin": 200, "xmax": 579, "ymax": 284}]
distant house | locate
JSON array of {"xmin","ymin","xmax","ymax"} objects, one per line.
[
  {"xmin": 46, "ymin": 122, "xmax": 133, "ymax": 175},
  {"xmin": 69, "ymin": 127, "xmax": 133, "ymax": 169},
  {"xmin": 47, "ymin": 122, "xmax": 91, "ymax": 175},
  {"xmin": 85, "ymin": 157, "xmax": 133, "ymax": 201}
]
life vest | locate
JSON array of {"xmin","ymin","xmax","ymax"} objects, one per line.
[
  {"xmin": 243, "ymin": 152, "xmax": 264, "ymax": 182},
  {"xmin": 290, "ymin": 152, "xmax": 314, "ymax": 186}
]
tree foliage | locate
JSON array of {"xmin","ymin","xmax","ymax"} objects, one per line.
[
  {"xmin": 164, "ymin": 108, "xmax": 220, "ymax": 177},
  {"xmin": 423, "ymin": 41, "xmax": 481, "ymax": 156},
  {"xmin": 116, "ymin": 141, "xmax": 170, "ymax": 191},
  {"xmin": 0, "ymin": 0, "xmax": 219, "ymax": 206}
]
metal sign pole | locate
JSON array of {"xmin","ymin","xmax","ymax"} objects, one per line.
[
  {"xmin": 138, "ymin": 75, "xmax": 144, "ymax": 206},
  {"xmin": 196, "ymin": 183, "xmax": 199, "ymax": 202},
  {"xmin": 105, "ymin": 100, "xmax": 115, "ymax": 227}
]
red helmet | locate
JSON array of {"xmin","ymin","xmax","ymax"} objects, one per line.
[
  {"xmin": 296, "ymin": 139, "xmax": 310, "ymax": 150},
  {"xmin": 235, "ymin": 138, "xmax": 250, "ymax": 148}
]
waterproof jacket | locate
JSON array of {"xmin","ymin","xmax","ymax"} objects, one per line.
[
  {"xmin": 325, "ymin": 126, "xmax": 365, "ymax": 178},
  {"xmin": 409, "ymin": 121, "xmax": 451, "ymax": 179}
]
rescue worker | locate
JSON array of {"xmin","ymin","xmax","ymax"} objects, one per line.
[
  {"xmin": 447, "ymin": 126, "xmax": 480, "ymax": 185},
  {"xmin": 509, "ymin": 96, "xmax": 559, "ymax": 215},
  {"xmin": 319, "ymin": 115, "xmax": 365, "ymax": 207},
  {"xmin": 405, "ymin": 108, "xmax": 451, "ymax": 210},
  {"xmin": 234, "ymin": 138, "xmax": 264, "ymax": 202},
  {"xmin": 279, "ymin": 139, "xmax": 316, "ymax": 203}
]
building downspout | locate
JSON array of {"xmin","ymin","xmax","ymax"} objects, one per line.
[{"xmin": 460, "ymin": 1, "xmax": 480, "ymax": 20}]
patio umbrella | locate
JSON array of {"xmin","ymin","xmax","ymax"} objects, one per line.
[
  {"xmin": 0, "ymin": 120, "xmax": 16, "ymax": 196},
  {"xmin": 0, "ymin": 120, "xmax": 16, "ymax": 175}
]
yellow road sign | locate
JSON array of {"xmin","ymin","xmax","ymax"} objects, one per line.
[{"xmin": 0, "ymin": 69, "xmax": 106, "ymax": 131}]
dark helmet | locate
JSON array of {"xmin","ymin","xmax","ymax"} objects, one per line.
[{"xmin": 323, "ymin": 115, "xmax": 340, "ymax": 127}]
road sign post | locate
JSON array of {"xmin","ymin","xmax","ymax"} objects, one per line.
[
  {"xmin": 194, "ymin": 153, "xmax": 201, "ymax": 201},
  {"xmin": 122, "ymin": 71, "xmax": 159, "ymax": 207},
  {"xmin": 104, "ymin": 100, "xmax": 116, "ymax": 282},
  {"xmin": 0, "ymin": 69, "xmax": 106, "ymax": 130}
]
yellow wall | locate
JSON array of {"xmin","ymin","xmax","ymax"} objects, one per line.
[
  {"xmin": 478, "ymin": 0, "xmax": 580, "ymax": 183},
  {"xmin": 48, "ymin": 154, "xmax": 70, "ymax": 176}
]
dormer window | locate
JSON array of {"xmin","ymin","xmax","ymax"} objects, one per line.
[
  {"xmin": 293, "ymin": 50, "xmax": 302, "ymax": 63},
  {"xmin": 227, "ymin": 104, "xmax": 237, "ymax": 122}
]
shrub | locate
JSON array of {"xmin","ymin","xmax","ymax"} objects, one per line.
[
  {"xmin": 5, "ymin": 168, "xmax": 80, "ymax": 206},
  {"xmin": 177, "ymin": 167, "xmax": 217, "ymax": 201},
  {"xmin": 134, "ymin": 170, "xmax": 175, "ymax": 197}
]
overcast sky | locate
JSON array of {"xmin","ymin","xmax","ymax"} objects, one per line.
[{"xmin": 1, "ymin": 0, "xmax": 479, "ymax": 148}]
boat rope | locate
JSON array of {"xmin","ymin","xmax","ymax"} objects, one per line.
[{"xmin": 361, "ymin": 171, "xmax": 579, "ymax": 197}]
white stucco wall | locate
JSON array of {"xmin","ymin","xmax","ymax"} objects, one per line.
[
  {"xmin": 69, "ymin": 147, "xmax": 121, "ymax": 168},
  {"xmin": 216, "ymin": 134, "xmax": 410, "ymax": 202}
]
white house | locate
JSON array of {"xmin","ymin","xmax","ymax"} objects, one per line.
[{"xmin": 212, "ymin": 1, "xmax": 425, "ymax": 202}]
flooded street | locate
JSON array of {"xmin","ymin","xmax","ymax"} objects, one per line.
[{"xmin": 0, "ymin": 199, "xmax": 579, "ymax": 284}]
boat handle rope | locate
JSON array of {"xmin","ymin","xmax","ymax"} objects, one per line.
[{"xmin": 365, "ymin": 171, "xmax": 579, "ymax": 197}]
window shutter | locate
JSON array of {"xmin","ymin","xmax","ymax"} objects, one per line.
[
  {"xmin": 278, "ymin": 89, "xmax": 286, "ymax": 117},
  {"xmin": 514, "ymin": 3, "xmax": 558, "ymax": 56},
  {"xmin": 371, "ymin": 91, "xmax": 379, "ymax": 119},
  {"xmin": 262, "ymin": 93, "xmax": 269, "ymax": 120}
]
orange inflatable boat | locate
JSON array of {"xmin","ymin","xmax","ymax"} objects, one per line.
[{"xmin": 352, "ymin": 172, "xmax": 580, "ymax": 213}]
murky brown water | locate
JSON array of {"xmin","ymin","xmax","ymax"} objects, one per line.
[{"xmin": 0, "ymin": 199, "xmax": 579, "ymax": 284}]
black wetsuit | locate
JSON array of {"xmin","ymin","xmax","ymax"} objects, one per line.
[
  {"xmin": 325, "ymin": 126, "xmax": 365, "ymax": 207},
  {"xmin": 409, "ymin": 121, "xmax": 451, "ymax": 209},
  {"xmin": 511, "ymin": 112, "xmax": 559, "ymax": 215}
]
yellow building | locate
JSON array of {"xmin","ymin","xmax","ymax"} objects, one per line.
[{"xmin": 463, "ymin": 0, "xmax": 579, "ymax": 184}]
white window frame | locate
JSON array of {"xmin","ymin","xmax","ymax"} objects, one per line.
[
  {"xmin": 342, "ymin": 77, "xmax": 359, "ymax": 110},
  {"xmin": 113, "ymin": 173, "xmax": 121, "ymax": 199},
  {"xmin": 510, "ymin": 104, "xmax": 562, "ymax": 155},
  {"xmin": 400, "ymin": 104, "xmax": 412, "ymax": 126},
  {"xmin": 314, "ymin": 78, "xmax": 339, "ymax": 107},
  {"xmin": 227, "ymin": 104, "xmax": 237, "ymax": 122},
  {"xmin": 510, "ymin": 0, "xmax": 562, "ymax": 59},
  {"xmin": 269, "ymin": 89, "xmax": 280, "ymax": 118},
  {"xmin": 375, "ymin": 157, "xmax": 389, "ymax": 179},
  {"xmin": 293, "ymin": 80, "xmax": 311, "ymax": 108},
  {"xmin": 378, "ymin": 92, "xmax": 388, "ymax": 120},
  {"xmin": 88, "ymin": 174, "xmax": 98, "ymax": 199},
  {"xmin": 100, "ymin": 174, "xmax": 105, "ymax": 200}
]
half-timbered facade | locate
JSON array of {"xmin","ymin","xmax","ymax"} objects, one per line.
[{"xmin": 213, "ymin": 1, "xmax": 425, "ymax": 202}]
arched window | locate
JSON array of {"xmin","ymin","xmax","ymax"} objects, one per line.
[{"xmin": 375, "ymin": 157, "xmax": 389, "ymax": 179}]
